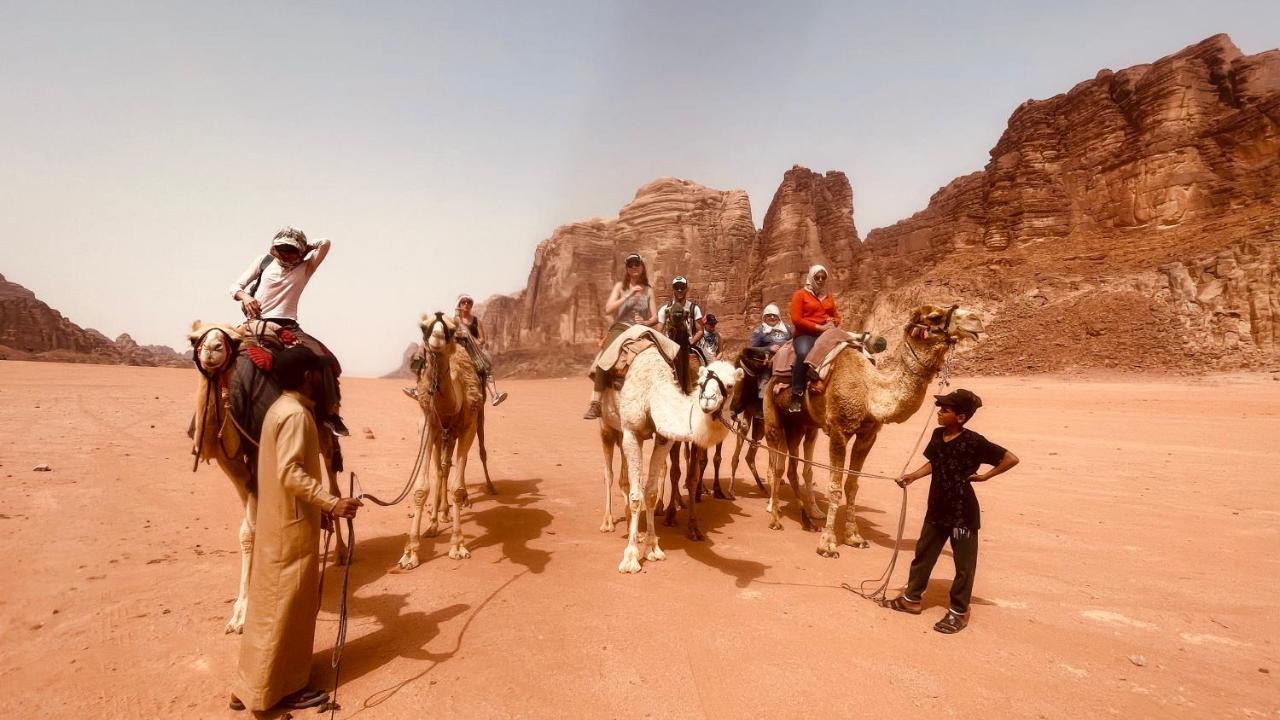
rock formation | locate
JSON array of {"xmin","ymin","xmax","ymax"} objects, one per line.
[
  {"xmin": 463, "ymin": 35, "xmax": 1280, "ymax": 377},
  {"xmin": 0, "ymin": 273, "xmax": 188, "ymax": 367}
]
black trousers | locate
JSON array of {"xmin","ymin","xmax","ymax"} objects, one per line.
[
  {"xmin": 264, "ymin": 319, "xmax": 341, "ymax": 416},
  {"xmin": 904, "ymin": 521, "xmax": 979, "ymax": 615}
]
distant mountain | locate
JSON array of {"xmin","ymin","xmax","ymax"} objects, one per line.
[{"xmin": 0, "ymin": 272, "xmax": 188, "ymax": 368}]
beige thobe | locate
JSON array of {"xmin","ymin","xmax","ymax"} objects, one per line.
[{"xmin": 236, "ymin": 391, "xmax": 338, "ymax": 711}]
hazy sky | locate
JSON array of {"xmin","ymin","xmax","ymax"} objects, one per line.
[{"xmin": 2, "ymin": 2, "xmax": 1276, "ymax": 376}]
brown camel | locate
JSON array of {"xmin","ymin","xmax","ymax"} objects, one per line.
[
  {"xmin": 188, "ymin": 320, "xmax": 345, "ymax": 634},
  {"xmin": 397, "ymin": 312, "xmax": 485, "ymax": 569},
  {"xmin": 761, "ymin": 304, "xmax": 984, "ymax": 556}
]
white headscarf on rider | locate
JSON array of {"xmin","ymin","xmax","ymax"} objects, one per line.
[
  {"xmin": 804, "ymin": 264, "xmax": 830, "ymax": 298},
  {"xmin": 758, "ymin": 303, "xmax": 787, "ymax": 334}
]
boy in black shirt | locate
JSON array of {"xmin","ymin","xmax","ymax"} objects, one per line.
[{"xmin": 887, "ymin": 388, "xmax": 1019, "ymax": 633}]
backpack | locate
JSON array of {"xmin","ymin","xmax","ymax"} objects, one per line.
[{"xmin": 663, "ymin": 300, "xmax": 700, "ymax": 344}]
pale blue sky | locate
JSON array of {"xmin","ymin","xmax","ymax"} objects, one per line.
[{"xmin": 2, "ymin": 2, "xmax": 1276, "ymax": 375}]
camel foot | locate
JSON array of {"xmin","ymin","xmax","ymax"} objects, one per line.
[
  {"xmin": 687, "ymin": 520, "xmax": 704, "ymax": 542},
  {"xmin": 768, "ymin": 518, "xmax": 783, "ymax": 531},
  {"xmin": 599, "ymin": 518, "xmax": 616, "ymax": 533},
  {"xmin": 396, "ymin": 549, "xmax": 421, "ymax": 570},
  {"xmin": 816, "ymin": 531, "xmax": 840, "ymax": 558},
  {"xmin": 618, "ymin": 545, "xmax": 642, "ymax": 574},
  {"xmin": 423, "ymin": 522, "xmax": 440, "ymax": 538},
  {"xmin": 448, "ymin": 544, "xmax": 471, "ymax": 560},
  {"xmin": 841, "ymin": 531, "xmax": 870, "ymax": 549},
  {"xmin": 645, "ymin": 543, "xmax": 666, "ymax": 562},
  {"xmin": 484, "ymin": 481, "xmax": 498, "ymax": 496},
  {"xmin": 224, "ymin": 599, "xmax": 247, "ymax": 634},
  {"xmin": 800, "ymin": 510, "xmax": 814, "ymax": 532}
]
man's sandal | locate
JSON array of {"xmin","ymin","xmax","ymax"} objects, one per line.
[
  {"xmin": 885, "ymin": 596, "xmax": 922, "ymax": 615},
  {"xmin": 934, "ymin": 610, "xmax": 968, "ymax": 634}
]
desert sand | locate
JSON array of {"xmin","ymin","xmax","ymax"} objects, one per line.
[{"xmin": 1, "ymin": 360, "xmax": 1277, "ymax": 719}]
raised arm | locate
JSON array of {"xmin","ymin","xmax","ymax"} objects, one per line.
[{"xmin": 305, "ymin": 238, "xmax": 331, "ymax": 273}]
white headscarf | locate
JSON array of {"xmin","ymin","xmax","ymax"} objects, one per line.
[
  {"xmin": 759, "ymin": 303, "xmax": 787, "ymax": 334},
  {"xmin": 804, "ymin": 265, "xmax": 830, "ymax": 297}
]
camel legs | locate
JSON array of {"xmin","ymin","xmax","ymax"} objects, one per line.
[
  {"xmin": 644, "ymin": 438, "xmax": 671, "ymax": 562},
  {"xmin": 398, "ymin": 429, "xmax": 438, "ymax": 570},
  {"xmin": 799, "ymin": 428, "xmax": 823, "ymax": 529},
  {"xmin": 477, "ymin": 403, "xmax": 497, "ymax": 496},
  {"xmin": 599, "ymin": 425, "xmax": 621, "ymax": 532},
  {"xmin": 841, "ymin": 424, "xmax": 880, "ymax": 549},
  {"xmin": 684, "ymin": 444, "xmax": 705, "ymax": 541},
  {"xmin": 764, "ymin": 428, "xmax": 787, "ymax": 531},
  {"xmin": 447, "ymin": 429, "xmax": 474, "ymax": 559},
  {"xmin": 747, "ymin": 416, "xmax": 767, "ymax": 492},
  {"xmin": 219, "ymin": 457, "xmax": 254, "ymax": 634},
  {"xmin": 618, "ymin": 432, "xmax": 646, "ymax": 574}
]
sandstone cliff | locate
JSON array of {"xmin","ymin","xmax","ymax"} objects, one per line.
[
  {"xmin": 0, "ymin": 273, "xmax": 188, "ymax": 367},
  {"xmin": 457, "ymin": 35, "xmax": 1280, "ymax": 377}
]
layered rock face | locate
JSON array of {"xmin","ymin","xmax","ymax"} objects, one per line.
[
  {"xmin": 456, "ymin": 35, "xmax": 1280, "ymax": 376},
  {"xmin": 0, "ymin": 273, "xmax": 188, "ymax": 367},
  {"xmin": 481, "ymin": 178, "xmax": 758, "ymax": 354}
]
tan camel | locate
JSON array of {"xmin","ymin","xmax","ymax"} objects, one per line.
[
  {"xmin": 762, "ymin": 304, "xmax": 984, "ymax": 556},
  {"xmin": 397, "ymin": 312, "xmax": 485, "ymax": 569},
  {"xmin": 188, "ymin": 320, "xmax": 344, "ymax": 634},
  {"xmin": 613, "ymin": 348, "xmax": 743, "ymax": 573}
]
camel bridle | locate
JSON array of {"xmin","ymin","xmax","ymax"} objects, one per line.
[
  {"xmin": 419, "ymin": 312, "xmax": 456, "ymax": 398},
  {"xmin": 905, "ymin": 304, "xmax": 961, "ymax": 344},
  {"xmin": 192, "ymin": 328, "xmax": 236, "ymax": 379},
  {"xmin": 698, "ymin": 368, "xmax": 731, "ymax": 414}
]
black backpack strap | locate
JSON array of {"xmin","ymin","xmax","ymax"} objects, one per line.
[{"xmin": 244, "ymin": 255, "xmax": 274, "ymax": 298}]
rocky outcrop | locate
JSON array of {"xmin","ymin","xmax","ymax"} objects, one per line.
[
  {"xmin": 461, "ymin": 35, "xmax": 1280, "ymax": 377},
  {"xmin": 0, "ymin": 273, "xmax": 188, "ymax": 367},
  {"xmin": 481, "ymin": 178, "xmax": 759, "ymax": 354}
]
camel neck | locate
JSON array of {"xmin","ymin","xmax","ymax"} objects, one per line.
[{"xmin": 871, "ymin": 336, "xmax": 948, "ymax": 423}]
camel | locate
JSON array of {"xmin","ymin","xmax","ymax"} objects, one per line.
[
  {"xmin": 761, "ymin": 304, "xmax": 984, "ymax": 557},
  {"xmin": 188, "ymin": 320, "xmax": 345, "ymax": 634},
  {"xmin": 397, "ymin": 312, "xmax": 485, "ymax": 569},
  {"xmin": 611, "ymin": 347, "xmax": 743, "ymax": 573}
]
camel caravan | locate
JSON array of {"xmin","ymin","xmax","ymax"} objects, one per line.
[{"xmin": 188, "ymin": 233, "xmax": 990, "ymax": 644}]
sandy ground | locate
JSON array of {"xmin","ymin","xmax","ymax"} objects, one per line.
[{"xmin": 1, "ymin": 360, "xmax": 1277, "ymax": 719}]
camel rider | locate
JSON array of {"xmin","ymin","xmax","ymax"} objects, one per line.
[
  {"xmin": 698, "ymin": 313, "xmax": 722, "ymax": 359},
  {"xmin": 657, "ymin": 275, "xmax": 705, "ymax": 392},
  {"xmin": 787, "ymin": 264, "xmax": 840, "ymax": 414},
  {"xmin": 751, "ymin": 303, "xmax": 792, "ymax": 352},
  {"xmin": 583, "ymin": 252, "xmax": 657, "ymax": 419},
  {"xmin": 404, "ymin": 293, "xmax": 508, "ymax": 406},
  {"xmin": 749, "ymin": 303, "xmax": 792, "ymax": 402},
  {"xmin": 229, "ymin": 227, "xmax": 349, "ymax": 437}
]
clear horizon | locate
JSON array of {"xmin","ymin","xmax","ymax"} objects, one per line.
[{"xmin": 2, "ymin": 2, "xmax": 1276, "ymax": 375}]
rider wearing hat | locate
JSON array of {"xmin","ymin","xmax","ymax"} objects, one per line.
[
  {"xmin": 583, "ymin": 252, "xmax": 657, "ymax": 419},
  {"xmin": 229, "ymin": 227, "xmax": 348, "ymax": 436},
  {"xmin": 698, "ymin": 313, "xmax": 722, "ymax": 359},
  {"xmin": 657, "ymin": 275, "xmax": 705, "ymax": 392}
]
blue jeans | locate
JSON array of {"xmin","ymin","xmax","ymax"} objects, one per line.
[{"xmin": 791, "ymin": 333, "xmax": 817, "ymax": 398}]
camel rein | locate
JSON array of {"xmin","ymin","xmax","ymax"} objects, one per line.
[{"xmin": 318, "ymin": 472, "xmax": 358, "ymax": 718}]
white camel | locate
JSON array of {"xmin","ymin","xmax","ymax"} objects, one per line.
[{"xmin": 610, "ymin": 347, "xmax": 743, "ymax": 574}]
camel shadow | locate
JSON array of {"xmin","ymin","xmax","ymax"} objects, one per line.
[
  {"xmin": 465, "ymin": 478, "xmax": 553, "ymax": 575},
  {"xmin": 658, "ymin": 497, "xmax": 771, "ymax": 588}
]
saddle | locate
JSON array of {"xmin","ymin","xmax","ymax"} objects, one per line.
[
  {"xmin": 591, "ymin": 325, "xmax": 683, "ymax": 388},
  {"xmin": 770, "ymin": 328, "xmax": 886, "ymax": 396}
]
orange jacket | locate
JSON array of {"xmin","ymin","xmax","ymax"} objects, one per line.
[{"xmin": 789, "ymin": 288, "xmax": 840, "ymax": 336}]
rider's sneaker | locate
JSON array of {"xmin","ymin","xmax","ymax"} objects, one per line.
[
  {"xmin": 402, "ymin": 387, "xmax": 418, "ymax": 399},
  {"xmin": 324, "ymin": 416, "xmax": 351, "ymax": 437},
  {"xmin": 491, "ymin": 391, "xmax": 508, "ymax": 407},
  {"xmin": 583, "ymin": 400, "xmax": 602, "ymax": 420},
  {"xmin": 787, "ymin": 396, "xmax": 804, "ymax": 414}
]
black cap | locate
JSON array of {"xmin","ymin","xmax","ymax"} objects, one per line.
[
  {"xmin": 275, "ymin": 346, "xmax": 323, "ymax": 390},
  {"xmin": 705, "ymin": 313, "xmax": 717, "ymax": 325},
  {"xmin": 934, "ymin": 388, "xmax": 982, "ymax": 418}
]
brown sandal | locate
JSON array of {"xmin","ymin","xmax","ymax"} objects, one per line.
[
  {"xmin": 934, "ymin": 610, "xmax": 968, "ymax": 634},
  {"xmin": 886, "ymin": 596, "xmax": 922, "ymax": 615}
]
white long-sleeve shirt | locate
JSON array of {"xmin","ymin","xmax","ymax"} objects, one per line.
[{"xmin": 228, "ymin": 239, "xmax": 330, "ymax": 321}]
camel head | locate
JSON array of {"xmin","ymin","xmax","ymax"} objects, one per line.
[
  {"xmin": 420, "ymin": 311, "xmax": 458, "ymax": 353},
  {"xmin": 904, "ymin": 304, "xmax": 984, "ymax": 346},
  {"xmin": 695, "ymin": 360, "xmax": 744, "ymax": 415},
  {"xmin": 188, "ymin": 320, "xmax": 241, "ymax": 376}
]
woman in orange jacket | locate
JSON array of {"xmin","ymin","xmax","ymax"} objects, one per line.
[{"xmin": 787, "ymin": 264, "xmax": 840, "ymax": 413}]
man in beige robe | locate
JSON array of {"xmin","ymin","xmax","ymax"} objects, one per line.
[{"xmin": 233, "ymin": 348, "xmax": 361, "ymax": 712}]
